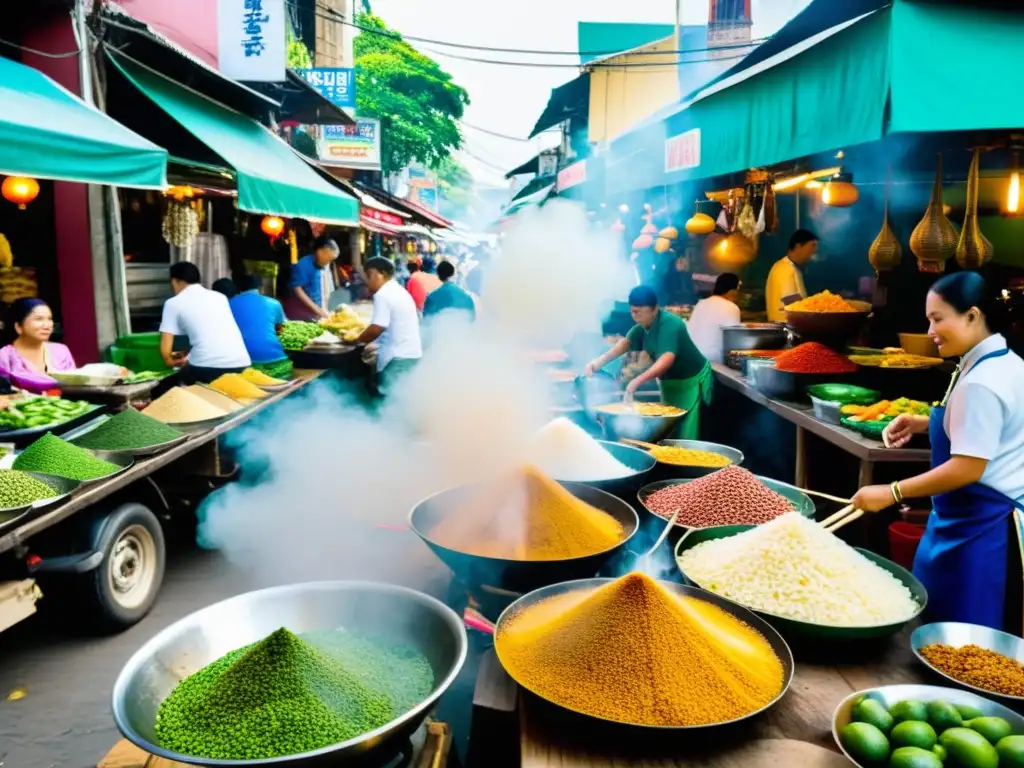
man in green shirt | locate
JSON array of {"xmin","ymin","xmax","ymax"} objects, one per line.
[{"xmin": 584, "ymin": 285, "xmax": 712, "ymax": 439}]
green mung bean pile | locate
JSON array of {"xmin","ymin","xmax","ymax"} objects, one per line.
[
  {"xmin": 13, "ymin": 433, "xmax": 119, "ymax": 481},
  {"xmin": 155, "ymin": 627, "xmax": 434, "ymax": 760},
  {"xmin": 0, "ymin": 470, "xmax": 59, "ymax": 509},
  {"xmin": 72, "ymin": 408, "xmax": 183, "ymax": 451}
]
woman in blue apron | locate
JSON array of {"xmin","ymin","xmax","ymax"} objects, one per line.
[{"xmin": 852, "ymin": 272, "xmax": 1024, "ymax": 631}]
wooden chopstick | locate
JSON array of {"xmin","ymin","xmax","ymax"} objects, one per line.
[
  {"xmin": 619, "ymin": 437, "xmax": 659, "ymax": 451},
  {"xmin": 774, "ymin": 479, "xmax": 851, "ymax": 506},
  {"xmin": 819, "ymin": 504, "xmax": 856, "ymax": 528},
  {"xmin": 824, "ymin": 508, "xmax": 865, "ymax": 533}
]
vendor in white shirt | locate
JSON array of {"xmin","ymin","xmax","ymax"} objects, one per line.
[
  {"xmin": 686, "ymin": 273, "xmax": 741, "ymax": 364},
  {"xmin": 852, "ymin": 272, "xmax": 1024, "ymax": 631},
  {"xmin": 354, "ymin": 256, "xmax": 423, "ymax": 396},
  {"xmin": 765, "ymin": 229, "xmax": 817, "ymax": 322},
  {"xmin": 159, "ymin": 261, "xmax": 251, "ymax": 385}
]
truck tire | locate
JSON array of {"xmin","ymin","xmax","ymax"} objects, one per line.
[{"xmin": 83, "ymin": 503, "xmax": 166, "ymax": 632}]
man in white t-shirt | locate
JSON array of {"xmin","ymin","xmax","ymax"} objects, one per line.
[
  {"xmin": 355, "ymin": 257, "xmax": 422, "ymax": 395},
  {"xmin": 159, "ymin": 261, "xmax": 251, "ymax": 384},
  {"xmin": 686, "ymin": 273, "xmax": 742, "ymax": 364}
]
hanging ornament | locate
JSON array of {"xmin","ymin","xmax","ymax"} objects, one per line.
[
  {"xmin": 658, "ymin": 225, "xmax": 679, "ymax": 240},
  {"xmin": 260, "ymin": 216, "xmax": 285, "ymax": 241},
  {"xmin": 640, "ymin": 203, "xmax": 657, "ymax": 235},
  {"xmin": 910, "ymin": 154, "xmax": 958, "ymax": 273},
  {"xmin": 868, "ymin": 190, "xmax": 903, "ymax": 273},
  {"xmin": 654, "ymin": 237, "xmax": 673, "ymax": 253},
  {"xmin": 610, "ymin": 219, "xmax": 626, "ymax": 232},
  {"xmin": 632, "ymin": 234, "xmax": 654, "ymax": 251},
  {"xmin": 955, "ymin": 148, "xmax": 994, "ymax": 269},
  {"xmin": 736, "ymin": 194, "xmax": 758, "ymax": 241},
  {"xmin": 685, "ymin": 212, "xmax": 716, "ymax": 235},
  {"xmin": 822, "ymin": 172, "xmax": 859, "ymax": 207},
  {"xmin": 2, "ymin": 177, "xmax": 40, "ymax": 210}
]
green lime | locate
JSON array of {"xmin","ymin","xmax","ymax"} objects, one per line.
[
  {"xmin": 927, "ymin": 700, "xmax": 963, "ymax": 733},
  {"xmin": 939, "ymin": 727, "xmax": 1000, "ymax": 768},
  {"xmin": 854, "ymin": 698, "xmax": 895, "ymax": 734},
  {"xmin": 996, "ymin": 735, "xmax": 1024, "ymax": 768},
  {"xmin": 955, "ymin": 704, "xmax": 985, "ymax": 721},
  {"xmin": 842, "ymin": 721, "xmax": 890, "ymax": 765},
  {"xmin": 892, "ymin": 721, "xmax": 938, "ymax": 751},
  {"xmin": 932, "ymin": 744, "xmax": 947, "ymax": 762},
  {"xmin": 964, "ymin": 717, "xmax": 1012, "ymax": 745},
  {"xmin": 891, "ymin": 701, "xmax": 930, "ymax": 725},
  {"xmin": 889, "ymin": 746, "xmax": 943, "ymax": 768}
]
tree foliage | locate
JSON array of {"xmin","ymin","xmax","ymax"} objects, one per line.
[
  {"xmin": 434, "ymin": 157, "xmax": 472, "ymax": 219},
  {"xmin": 353, "ymin": 13, "xmax": 469, "ymax": 174},
  {"xmin": 286, "ymin": 28, "xmax": 313, "ymax": 69}
]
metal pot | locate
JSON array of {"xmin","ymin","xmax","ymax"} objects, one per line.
[{"xmin": 721, "ymin": 323, "xmax": 788, "ymax": 353}]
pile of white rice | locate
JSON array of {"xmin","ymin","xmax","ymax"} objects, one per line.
[
  {"xmin": 530, "ymin": 417, "xmax": 634, "ymax": 481},
  {"xmin": 677, "ymin": 513, "xmax": 920, "ymax": 627}
]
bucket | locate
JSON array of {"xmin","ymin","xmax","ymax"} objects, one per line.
[{"xmin": 889, "ymin": 521, "xmax": 925, "ymax": 570}]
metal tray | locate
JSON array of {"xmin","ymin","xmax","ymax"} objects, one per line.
[
  {"xmin": 157, "ymin": 413, "xmax": 231, "ymax": 435},
  {"xmin": 9, "ymin": 447, "xmax": 135, "ymax": 487},
  {"xmin": 0, "ymin": 471, "xmax": 81, "ymax": 526},
  {"xmin": 64, "ymin": 415, "xmax": 191, "ymax": 458},
  {"xmin": 911, "ymin": 622, "xmax": 1024, "ymax": 705},
  {"xmin": 648, "ymin": 439, "xmax": 745, "ymax": 480}
]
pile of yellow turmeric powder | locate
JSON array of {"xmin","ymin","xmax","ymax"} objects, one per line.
[
  {"xmin": 496, "ymin": 572, "xmax": 785, "ymax": 726},
  {"xmin": 428, "ymin": 466, "xmax": 625, "ymax": 561}
]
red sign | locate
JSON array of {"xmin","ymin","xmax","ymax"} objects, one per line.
[
  {"xmin": 665, "ymin": 129, "xmax": 701, "ymax": 173},
  {"xmin": 556, "ymin": 161, "xmax": 587, "ymax": 192},
  {"xmin": 360, "ymin": 207, "xmax": 404, "ymax": 227}
]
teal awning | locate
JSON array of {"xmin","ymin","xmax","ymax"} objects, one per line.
[
  {"xmin": 0, "ymin": 56, "xmax": 166, "ymax": 187},
  {"xmin": 111, "ymin": 56, "xmax": 359, "ymax": 224},
  {"xmin": 506, "ymin": 183, "xmax": 554, "ymax": 216}
]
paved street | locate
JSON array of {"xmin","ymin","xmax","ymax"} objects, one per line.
[{"xmin": 0, "ymin": 527, "xmax": 476, "ymax": 768}]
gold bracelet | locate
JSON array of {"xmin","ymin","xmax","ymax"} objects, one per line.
[{"xmin": 890, "ymin": 481, "xmax": 904, "ymax": 504}]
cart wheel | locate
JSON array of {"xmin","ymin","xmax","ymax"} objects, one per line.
[{"xmin": 84, "ymin": 503, "xmax": 166, "ymax": 632}]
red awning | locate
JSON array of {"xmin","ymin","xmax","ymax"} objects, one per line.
[
  {"xmin": 360, "ymin": 215, "xmax": 402, "ymax": 236},
  {"xmin": 400, "ymin": 198, "xmax": 452, "ymax": 229}
]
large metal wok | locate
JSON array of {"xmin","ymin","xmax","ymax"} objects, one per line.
[
  {"xmin": 544, "ymin": 440, "xmax": 656, "ymax": 497},
  {"xmin": 111, "ymin": 581, "xmax": 467, "ymax": 767},
  {"xmin": 409, "ymin": 481, "xmax": 639, "ymax": 597},
  {"xmin": 494, "ymin": 578, "xmax": 794, "ymax": 734}
]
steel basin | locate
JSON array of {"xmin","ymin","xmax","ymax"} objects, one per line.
[
  {"xmin": 911, "ymin": 621, "xmax": 1024, "ymax": 705},
  {"xmin": 111, "ymin": 581, "xmax": 468, "ymax": 767}
]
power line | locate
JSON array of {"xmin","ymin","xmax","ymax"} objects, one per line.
[
  {"xmin": 0, "ymin": 37, "xmax": 81, "ymax": 58},
  {"xmin": 419, "ymin": 45, "xmax": 752, "ymax": 69},
  {"xmin": 298, "ymin": 1, "xmax": 768, "ymax": 59},
  {"xmin": 460, "ymin": 122, "xmax": 556, "ymax": 142}
]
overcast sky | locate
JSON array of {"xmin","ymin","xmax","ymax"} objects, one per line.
[{"xmin": 370, "ymin": 0, "xmax": 812, "ymax": 186}]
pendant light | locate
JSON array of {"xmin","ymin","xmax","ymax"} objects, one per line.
[
  {"xmin": 822, "ymin": 172, "xmax": 859, "ymax": 207},
  {"xmin": 684, "ymin": 200, "xmax": 716, "ymax": 235},
  {"xmin": 260, "ymin": 216, "xmax": 285, "ymax": 240},
  {"xmin": 2, "ymin": 177, "xmax": 40, "ymax": 210},
  {"xmin": 1005, "ymin": 151, "xmax": 1020, "ymax": 216}
]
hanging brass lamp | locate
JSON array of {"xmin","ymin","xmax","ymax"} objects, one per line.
[
  {"xmin": 910, "ymin": 154, "xmax": 958, "ymax": 273},
  {"xmin": 955, "ymin": 148, "xmax": 994, "ymax": 269}
]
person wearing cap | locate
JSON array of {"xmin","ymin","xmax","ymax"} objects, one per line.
[
  {"xmin": 584, "ymin": 285, "xmax": 711, "ymax": 439},
  {"xmin": 765, "ymin": 229, "xmax": 817, "ymax": 322}
]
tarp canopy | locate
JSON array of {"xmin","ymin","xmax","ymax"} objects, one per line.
[
  {"xmin": 530, "ymin": 75, "xmax": 590, "ymax": 138},
  {"xmin": 505, "ymin": 183, "xmax": 554, "ymax": 216},
  {"xmin": 111, "ymin": 55, "xmax": 359, "ymax": 224},
  {"xmin": 0, "ymin": 55, "xmax": 166, "ymax": 187},
  {"xmin": 505, "ymin": 153, "xmax": 541, "ymax": 179},
  {"xmin": 607, "ymin": 0, "xmax": 1024, "ymax": 194}
]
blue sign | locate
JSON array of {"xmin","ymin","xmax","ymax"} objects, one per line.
[
  {"xmin": 296, "ymin": 68, "xmax": 356, "ymax": 108},
  {"xmin": 417, "ymin": 188, "xmax": 437, "ymax": 210}
]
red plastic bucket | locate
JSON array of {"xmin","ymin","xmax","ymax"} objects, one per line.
[{"xmin": 889, "ymin": 521, "xmax": 925, "ymax": 570}]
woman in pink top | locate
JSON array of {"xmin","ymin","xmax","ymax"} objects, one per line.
[
  {"xmin": 0, "ymin": 298, "xmax": 77, "ymax": 393},
  {"xmin": 406, "ymin": 257, "xmax": 442, "ymax": 312}
]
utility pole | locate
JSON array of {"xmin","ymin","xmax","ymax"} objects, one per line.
[{"xmin": 675, "ymin": 0, "xmax": 683, "ymax": 49}]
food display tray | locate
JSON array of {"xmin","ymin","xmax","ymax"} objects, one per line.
[
  {"xmin": 0, "ymin": 472, "xmax": 82, "ymax": 532},
  {"xmin": 63, "ymin": 415, "xmax": 192, "ymax": 458},
  {"xmin": 0, "ymin": 404, "xmax": 107, "ymax": 447},
  {"xmin": 840, "ymin": 416, "xmax": 889, "ymax": 440}
]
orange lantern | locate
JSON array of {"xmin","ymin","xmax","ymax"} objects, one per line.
[
  {"xmin": 632, "ymin": 234, "xmax": 654, "ymax": 251},
  {"xmin": 822, "ymin": 173, "xmax": 859, "ymax": 207},
  {"xmin": 2, "ymin": 177, "xmax": 40, "ymax": 210},
  {"xmin": 260, "ymin": 216, "xmax": 285, "ymax": 240},
  {"xmin": 654, "ymin": 237, "xmax": 673, "ymax": 253},
  {"xmin": 685, "ymin": 212, "xmax": 716, "ymax": 235}
]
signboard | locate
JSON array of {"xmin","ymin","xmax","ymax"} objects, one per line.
[
  {"xmin": 416, "ymin": 187, "xmax": 437, "ymax": 210},
  {"xmin": 295, "ymin": 68, "xmax": 356, "ymax": 108},
  {"xmin": 319, "ymin": 118, "xmax": 382, "ymax": 171},
  {"xmin": 361, "ymin": 207, "xmax": 404, "ymax": 228},
  {"xmin": 538, "ymin": 151, "xmax": 558, "ymax": 177},
  {"xmin": 217, "ymin": 0, "xmax": 285, "ymax": 82},
  {"xmin": 556, "ymin": 160, "xmax": 587, "ymax": 192},
  {"xmin": 665, "ymin": 129, "xmax": 701, "ymax": 173}
]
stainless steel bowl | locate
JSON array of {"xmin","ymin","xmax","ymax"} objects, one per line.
[
  {"xmin": 911, "ymin": 622, "xmax": 1024, "ymax": 704},
  {"xmin": 593, "ymin": 405, "xmax": 684, "ymax": 444},
  {"xmin": 649, "ymin": 439, "xmax": 745, "ymax": 480},
  {"xmin": 0, "ymin": 471, "xmax": 80, "ymax": 518},
  {"xmin": 833, "ymin": 684, "xmax": 1024, "ymax": 768},
  {"xmin": 722, "ymin": 323, "xmax": 788, "ymax": 353},
  {"xmin": 111, "ymin": 581, "xmax": 468, "ymax": 767}
]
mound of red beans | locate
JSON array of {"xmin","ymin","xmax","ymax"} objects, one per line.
[{"xmin": 645, "ymin": 466, "xmax": 795, "ymax": 528}]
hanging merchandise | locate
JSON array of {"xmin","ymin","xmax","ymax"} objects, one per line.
[
  {"xmin": 162, "ymin": 199, "xmax": 200, "ymax": 248},
  {"xmin": 288, "ymin": 229, "xmax": 299, "ymax": 264},
  {"xmin": 611, "ymin": 218, "xmax": 626, "ymax": 232},
  {"xmin": 764, "ymin": 180, "xmax": 778, "ymax": 233},
  {"xmin": 1, "ymin": 177, "xmax": 39, "ymax": 210},
  {"xmin": 822, "ymin": 172, "xmax": 859, "ymax": 207},
  {"xmin": 868, "ymin": 183, "xmax": 902, "ymax": 273},
  {"xmin": 685, "ymin": 199, "xmax": 716, "ymax": 235},
  {"xmin": 654, "ymin": 237, "xmax": 673, "ymax": 253},
  {"xmin": 659, "ymin": 225, "xmax": 679, "ymax": 240},
  {"xmin": 910, "ymin": 154, "xmax": 958, "ymax": 273},
  {"xmin": 632, "ymin": 234, "xmax": 654, "ymax": 251},
  {"xmin": 736, "ymin": 190, "xmax": 758, "ymax": 242},
  {"xmin": 956, "ymin": 148, "xmax": 994, "ymax": 269},
  {"xmin": 260, "ymin": 216, "xmax": 285, "ymax": 241},
  {"xmin": 755, "ymin": 185, "xmax": 767, "ymax": 235},
  {"xmin": 640, "ymin": 204, "xmax": 657, "ymax": 235}
]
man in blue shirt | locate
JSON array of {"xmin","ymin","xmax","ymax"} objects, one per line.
[
  {"xmin": 229, "ymin": 274, "xmax": 287, "ymax": 365},
  {"xmin": 423, "ymin": 260, "xmax": 476, "ymax": 321},
  {"xmin": 286, "ymin": 236, "xmax": 339, "ymax": 320}
]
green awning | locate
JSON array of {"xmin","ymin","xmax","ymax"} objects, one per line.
[
  {"xmin": 111, "ymin": 56, "xmax": 358, "ymax": 224},
  {"xmin": 506, "ymin": 183, "xmax": 554, "ymax": 216},
  {"xmin": 0, "ymin": 55, "xmax": 166, "ymax": 187},
  {"xmin": 530, "ymin": 75, "xmax": 590, "ymax": 138}
]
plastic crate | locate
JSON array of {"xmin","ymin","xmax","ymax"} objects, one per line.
[
  {"xmin": 115, "ymin": 332, "xmax": 162, "ymax": 350},
  {"xmin": 810, "ymin": 395, "xmax": 843, "ymax": 425},
  {"xmin": 107, "ymin": 344, "xmax": 170, "ymax": 374}
]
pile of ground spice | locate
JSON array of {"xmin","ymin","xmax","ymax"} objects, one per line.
[
  {"xmin": 13, "ymin": 433, "xmax": 119, "ymax": 481},
  {"xmin": 143, "ymin": 388, "xmax": 228, "ymax": 424},
  {"xmin": 776, "ymin": 342, "xmax": 857, "ymax": 374},
  {"xmin": 919, "ymin": 643, "xmax": 1024, "ymax": 698},
  {"xmin": 428, "ymin": 466, "xmax": 625, "ymax": 561},
  {"xmin": 495, "ymin": 573, "xmax": 784, "ymax": 726},
  {"xmin": 645, "ymin": 466, "xmax": 793, "ymax": 528},
  {"xmin": 72, "ymin": 408, "xmax": 184, "ymax": 451}
]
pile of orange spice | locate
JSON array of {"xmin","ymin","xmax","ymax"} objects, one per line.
[
  {"xmin": 428, "ymin": 466, "xmax": 625, "ymax": 561},
  {"xmin": 919, "ymin": 643, "xmax": 1024, "ymax": 697},
  {"xmin": 787, "ymin": 290, "xmax": 858, "ymax": 313},
  {"xmin": 496, "ymin": 573, "xmax": 784, "ymax": 726}
]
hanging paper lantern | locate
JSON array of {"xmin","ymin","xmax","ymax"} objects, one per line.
[
  {"xmin": 654, "ymin": 237, "xmax": 672, "ymax": 253},
  {"xmin": 260, "ymin": 216, "xmax": 285, "ymax": 240},
  {"xmin": 705, "ymin": 233, "xmax": 756, "ymax": 273},
  {"xmin": 685, "ymin": 212, "xmax": 716, "ymax": 235},
  {"xmin": 658, "ymin": 226, "xmax": 679, "ymax": 240},
  {"xmin": 822, "ymin": 173, "xmax": 859, "ymax": 207},
  {"xmin": 632, "ymin": 234, "xmax": 654, "ymax": 251},
  {"xmin": 2, "ymin": 177, "xmax": 39, "ymax": 210}
]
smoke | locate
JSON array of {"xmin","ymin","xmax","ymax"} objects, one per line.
[{"xmin": 197, "ymin": 199, "xmax": 632, "ymax": 587}]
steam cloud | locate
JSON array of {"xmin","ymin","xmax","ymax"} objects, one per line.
[{"xmin": 197, "ymin": 200, "xmax": 632, "ymax": 586}]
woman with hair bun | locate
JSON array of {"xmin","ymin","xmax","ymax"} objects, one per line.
[
  {"xmin": 852, "ymin": 272, "xmax": 1024, "ymax": 629},
  {"xmin": 0, "ymin": 298, "xmax": 76, "ymax": 393}
]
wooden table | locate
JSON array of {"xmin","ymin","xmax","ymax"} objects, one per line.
[
  {"xmin": 711, "ymin": 363, "xmax": 931, "ymax": 488},
  {"xmin": 475, "ymin": 629, "xmax": 929, "ymax": 767}
]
